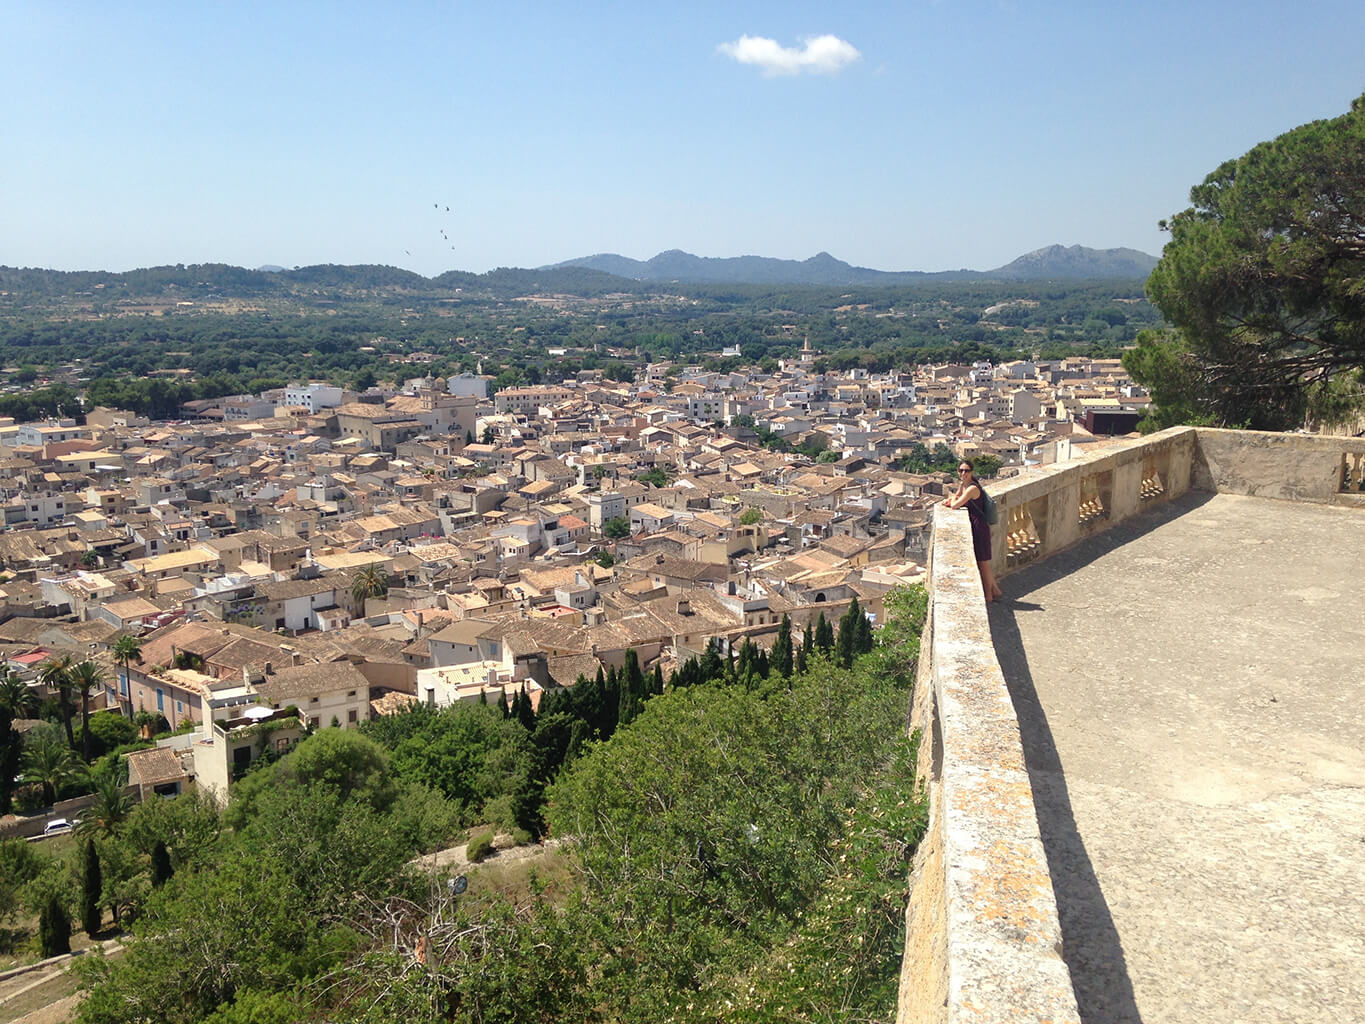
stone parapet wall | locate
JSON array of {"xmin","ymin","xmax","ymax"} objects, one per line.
[
  {"xmin": 1193, "ymin": 427, "xmax": 1365, "ymax": 506},
  {"xmin": 985, "ymin": 426, "xmax": 1197, "ymax": 578},
  {"xmin": 899, "ymin": 425, "xmax": 1365, "ymax": 1021},
  {"xmin": 898, "ymin": 503, "xmax": 1079, "ymax": 1024}
]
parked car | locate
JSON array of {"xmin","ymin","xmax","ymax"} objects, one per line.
[{"xmin": 43, "ymin": 818, "xmax": 73, "ymax": 836}]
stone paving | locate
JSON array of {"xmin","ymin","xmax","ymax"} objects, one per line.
[{"xmin": 989, "ymin": 491, "xmax": 1365, "ymax": 1024}]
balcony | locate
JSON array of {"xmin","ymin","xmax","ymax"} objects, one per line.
[{"xmin": 901, "ymin": 427, "xmax": 1365, "ymax": 1024}]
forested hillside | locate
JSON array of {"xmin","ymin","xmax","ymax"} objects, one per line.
[{"xmin": 0, "ymin": 263, "xmax": 1158, "ymax": 421}]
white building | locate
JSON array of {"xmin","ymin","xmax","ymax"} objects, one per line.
[{"xmin": 283, "ymin": 383, "xmax": 344, "ymax": 414}]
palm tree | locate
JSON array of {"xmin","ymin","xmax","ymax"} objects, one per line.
[
  {"xmin": 81, "ymin": 768, "xmax": 133, "ymax": 836},
  {"xmin": 0, "ymin": 671, "xmax": 39, "ymax": 721},
  {"xmin": 351, "ymin": 564, "xmax": 389, "ymax": 607},
  {"xmin": 1, "ymin": 672, "xmax": 39, "ymax": 815},
  {"xmin": 38, "ymin": 655, "xmax": 76, "ymax": 750},
  {"xmin": 111, "ymin": 634, "xmax": 143, "ymax": 717},
  {"xmin": 22, "ymin": 729, "xmax": 83, "ymax": 806},
  {"xmin": 69, "ymin": 661, "xmax": 105, "ymax": 762}
]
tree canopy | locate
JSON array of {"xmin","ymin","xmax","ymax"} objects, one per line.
[{"xmin": 1133, "ymin": 92, "xmax": 1365, "ymax": 430}]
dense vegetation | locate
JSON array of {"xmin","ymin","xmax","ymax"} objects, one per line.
[
  {"xmin": 54, "ymin": 589, "xmax": 928, "ymax": 1023},
  {"xmin": 1127, "ymin": 91, "xmax": 1365, "ymax": 431},
  {"xmin": 0, "ymin": 263, "xmax": 1158, "ymax": 419}
]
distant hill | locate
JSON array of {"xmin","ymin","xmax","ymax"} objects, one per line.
[
  {"xmin": 544, "ymin": 244, "xmax": 1157, "ymax": 285},
  {"xmin": 1, "ymin": 245, "xmax": 1158, "ymax": 308},
  {"xmin": 989, "ymin": 244, "xmax": 1158, "ymax": 280}
]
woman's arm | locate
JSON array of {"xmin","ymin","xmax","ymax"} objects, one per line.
[{"xmin": 944, "ymin": 484, "xmax": 980, "ymax": 509}]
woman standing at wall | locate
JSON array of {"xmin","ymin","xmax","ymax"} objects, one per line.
[{"xmin": 943, "ymin": 462, "xmax": 1004, "ymax": 603}]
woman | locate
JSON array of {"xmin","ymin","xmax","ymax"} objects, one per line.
[{"xmin": 943, "ymin": 461, "xmax": 1004, "ymax": 603}]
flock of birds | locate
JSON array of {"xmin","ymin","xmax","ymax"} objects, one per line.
[{"xmin": 401, "ymin": 203, "xmax": 454, "ymax": 259}]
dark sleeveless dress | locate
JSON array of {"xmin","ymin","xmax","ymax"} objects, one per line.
[{"xmin": 965, "ymin": 486, "xmax": 992, "ymax": 562}]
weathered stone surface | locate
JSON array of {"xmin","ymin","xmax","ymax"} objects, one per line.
[
  {"xmin": 899, "ymin": 505, "xmax": 1080, "ymax": 1024},
  {"xmin": 1194, "ymin": 427, "xmax": 1365, "ymax": 505},
  {"xmin": 992, "ymin": 491, "xmax": 1365, "ymax": 1024}
]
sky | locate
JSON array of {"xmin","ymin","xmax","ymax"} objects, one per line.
[{"xmin": 3, "ymin": 1, "xmax": 1363, "ymax": 277}]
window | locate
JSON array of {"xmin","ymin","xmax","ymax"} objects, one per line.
[
  {"xmin": 176, "ymin": 700, "xmax": 183, "ymax": 713},
  {"xmin": 347, "ymin": 709, "xmax": 357, "ymax": 724},
  {"xmin": 310, "ymin": 696, "xmax": 319, "ymax": 703},
  {"xmin": 156, "ymin": 688, "xmax": 164, "ymax": 711},
  {"xmin": 347, "ymin": 690, "xmax": 356, "ymax": 698}
]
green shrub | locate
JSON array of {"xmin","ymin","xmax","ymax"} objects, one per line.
[{"xmin": 465, "ymin": 831, "xmax": 494, "ymax": 862}]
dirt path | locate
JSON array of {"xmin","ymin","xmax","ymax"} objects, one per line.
[{"xmin": 412, "ymin": 836, "xmax": 565, "ymax": 874}]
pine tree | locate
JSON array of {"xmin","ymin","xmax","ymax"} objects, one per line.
[
  {"xmin": 39, "ymin": 892, "xmax": 71, "ymax": 957},
  {"xmin": 771, "ymin": 613, "xmax": 794, "ymax": 678},
  {"xmin": 80, "ymin": 838, "xmax": 101, "ymax": 937}
]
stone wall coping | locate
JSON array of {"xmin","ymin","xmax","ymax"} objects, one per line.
[{"xmin": 918, "ymin": 503, "xmax": 1080, "ymax": 1024}]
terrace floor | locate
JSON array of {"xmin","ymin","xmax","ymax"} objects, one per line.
[{"xmin": 989, "ymin": 491, "xmax": 1365, "ymax": 1024}]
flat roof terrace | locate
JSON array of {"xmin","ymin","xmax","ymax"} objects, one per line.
[{"xmin": 990, "ymin": 491, "xmax": 1365, "ymax": 1023}]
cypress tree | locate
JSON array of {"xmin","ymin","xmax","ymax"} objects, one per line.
[
  {"xmin": 803, "ymin": 620, "xmax": 814, "ymax": 655},
  {"xmin": 815, "ymin": 612, "xmax": 834, "ymax": 654},
  {"xmin": 771, "ymin": 613, "xmax": 794, "ymax": 678},
  {"xmin": 623, "ymin": 649, "xmax": 645, "ymax": 703},
  {"xmin": 836, "ymin": 598, "xmax": 860, "ymax": 669},
  {"xmin": 498, "ymin": 688, "xmax": 510, "ymax": 719},
  {"xmin": 80, "ymin": 838, "xmax": 102, "ymax": 937},
  {"xmin": 515, "ymin": 683, "xmax": 536, "ymax": 731},
  {"xmin": 795, "ymin": 638, "xmax": 808, "ymax": 675},
  {"xmin": 699, "ymin": 642, "xmax": 723, "ymax": 684},
  {"xmin": 604, "ymin": 665, "xmax": 621, "ymax": 735},
  {"xmin": 151, "ymin": 840, "xmax": 174, "ymax": 887},
  {"xmin": 856, "ymin": 605, "xmax": 875, "ymax": 654},
  {"xmin": 39, "ymin": 892, "xmax": 71, "ymax": 957},
  {"xmin": 651, "ymin": 664, "xmax": 664, "ymax": 696},
  {"xmin": 618, "ymin": 680, "xmax": 642, "ymax": 727}
]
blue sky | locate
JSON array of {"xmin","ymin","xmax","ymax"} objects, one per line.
[{"xmin": 3, "ymin": 1, "xmax": 1362, "ymax": 276}]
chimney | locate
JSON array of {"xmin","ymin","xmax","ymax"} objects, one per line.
[
  {"xmin": 264, "ymin": 661, "xmax": 273, "ymax": 675},
  {"xmin": 676, "ymin": 598, "xmax": 691, "ymax": 616}
]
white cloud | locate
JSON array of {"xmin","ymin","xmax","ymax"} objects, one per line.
[{"xmin": 717, "ymin": 34, "xmax": 861, "ymax": 77}]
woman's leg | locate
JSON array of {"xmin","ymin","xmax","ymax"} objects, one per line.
[{"xmin": 977, "ymin": 559, "xmax": 1004, "ymax": 602}]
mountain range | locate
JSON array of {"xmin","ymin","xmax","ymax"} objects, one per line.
[{"xmin": 543, "ymin": 244, "xmax": 1157, "ymax": 285}]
